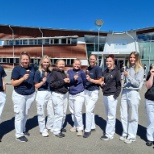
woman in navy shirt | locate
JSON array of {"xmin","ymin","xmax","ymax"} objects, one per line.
[
  {"xmin": 11, "ymin": 52, "xmax": 36, "ymax": 142},
  {"xmin": 67, "ymin": 59, "xmax": 86, "ymax": 136},
  {"xmin": 34, "ymin": 55, "xmax": 54, "ymax": 137}
]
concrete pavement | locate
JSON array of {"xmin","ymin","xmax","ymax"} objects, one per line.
[{"xmin": 0, "ymin": 69, "xmax": 153, "ymax": 154}]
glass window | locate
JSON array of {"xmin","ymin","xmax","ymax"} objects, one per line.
[
  {"xmin": 61, "ymin": 38, "xmax": 66, "ymax": 44},
  {"xmin": 16, "ymin": 40, "xmax": 23, "ymax": 45},
  {"xmin": 38, "ymin": 39, "xmax": 42, "ymax": 45},
  {"xmin": 8, "ymin": 40, "xmax": 14, "ymax": 45},
  {"xmin": 23, "ymin": 40, "xmax": 28, "ymax": 45},
  {"xmin": 71, "ymin": 38, "xmax": 77, "ymax": 44},
  {"xmin": 54, "ymin": 39, "xmax": 59, "ymax": 44},
  {"xmin": 68, "ymin": 38, "xmax": 71, "ymax": 44},
  {"xmin": 29, "ymin": 39, "xmax": 34, "ymax": 45},
  {"xmin": 50, "ymin": 39, "xmax": 53, "ymax": 44},
  {"xmin": 44, "ymin": 39, "xmax": 49, "ymax": 45}
]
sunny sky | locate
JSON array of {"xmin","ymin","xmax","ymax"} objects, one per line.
[{"xmin": 1, "ymin": 0, "xmax": 154, "ymax": 32}]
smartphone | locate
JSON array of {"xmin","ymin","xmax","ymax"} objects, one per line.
[{"xmin": 26, "ymin": 70, "xmax": 30, "ymax": 74}]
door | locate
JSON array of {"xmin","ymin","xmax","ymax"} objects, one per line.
[{"xmin": 115, "ymin": 58, "xmax": 125, "ymax": 71}]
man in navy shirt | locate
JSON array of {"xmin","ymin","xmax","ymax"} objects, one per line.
[{"xmin": 0, "ymin": 65, "xmax": 7, "ymax": 142}]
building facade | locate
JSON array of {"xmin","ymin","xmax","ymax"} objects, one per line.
[{"xmin": 0, "ymin": 24, "xmax": 154, "ymax": 71}]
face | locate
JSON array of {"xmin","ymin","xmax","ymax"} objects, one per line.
[
  {"xmin": 106, "ymin": 57, "xmax": 114, "ymax": 69},
  {"xmin": 20, "ymin": 55, "xmax": 30, "ymax": 68},
  {"xmin": 42, "ymin": 58, "xmax": 50, "ymax": 70},
  {"xmin": 73, "ymin": 60, "xmax": 81, "ymax": 70},
  {"xmin": 89, "ymin": 55, "xmax": 97, "ymax": 67},
  {"xmin": 57, "ymin": 60, "xmax": 65, "ymax": 70},
  {"xmin": 129, "ymin": 54, "xmax": 136, "ymax": 65}
]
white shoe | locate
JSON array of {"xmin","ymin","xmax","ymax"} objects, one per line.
[
  {"xmin": 77, "ymin": 130, "xmax": 83, "ymax": 136},
  {"xmin": 124, "ymin": 138, "xmax": 135, "ymax": 144},
  {"xmin": 70, "ymin": 127, "xmax": 76, "ymax": 132},
  {"xmin": 42, "ymin": 131, "xmax": 49, "ymax": 137},
  {"xmin": 119, "ymin": 136, "xmax": 127, "ymax": 141}
]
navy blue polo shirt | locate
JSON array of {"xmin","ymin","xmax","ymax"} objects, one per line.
[
  {"xmin": 34, "ymin": 70, "xmax": 51, "ymax": 91},
  {"xmin": 0, "ymin": 66, "xmax": 7, "ymax": 91},
  {"xmin": 85, "ymin": 65, "xmax": 102, "ymax": 91},
  {"xmin": 11, "ymin": 65, "xmax": 35, "ymax": 95}
]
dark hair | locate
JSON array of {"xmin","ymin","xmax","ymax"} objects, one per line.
[
  {"xmin": 106, "ymin": 54, "xmax": 115, "ymax": 61},
  {"xmin": 20, "ymin": 51, "xmax": 30, "ymax": 60}
]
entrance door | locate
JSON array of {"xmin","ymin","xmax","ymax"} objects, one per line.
[{"xmin": 115, "ymin": 58, "xmax": 125, "ymax": 71}]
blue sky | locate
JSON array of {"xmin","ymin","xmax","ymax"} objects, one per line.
[{"xmin": 1, "ymin": 0, "xmax": 154, "ymax": 32}]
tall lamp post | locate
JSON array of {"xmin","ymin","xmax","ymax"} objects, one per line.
[
  {"xmin": 9, "ymin": 25, "xmax": 15, "ymax": 68},
  {"xmin": 95, "ymin": 19, "xmax": 104, "ymax": 65}
]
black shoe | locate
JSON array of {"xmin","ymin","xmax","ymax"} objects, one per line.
[
  {"xmin": 55, "ymin": 133, "xmax": 65, "ymax": 138},
  {"xmin": 16, "ymin": 136, "xmax": 28, "ymax": 142},
  {"xmin": 23, "ymin": 131, "xmax": 30, "ymax": 136},
  {"xmin": 146, "ymin": 140, "xmax": 153, "ymax": 146},
  {"xmin": 83, "ymin": 132, "xmax": 91, "ymax": 138},
  {"xmin": 91, "ymin": 129, "xmax": 96, "ymax": 132},
  {"xmin": 61, "ymin": 128, "xmax": 67, "ymax": 132}
]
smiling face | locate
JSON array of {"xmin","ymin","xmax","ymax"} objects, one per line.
[
  {"xmin": 129, "ymin": 53, "xmax": 136, "ymax": 66},
  {"xmin": 73, "ymin": 60, "xmax": 81, "ymax": 70},
  {"xmin": 20, "ymin": 55, "xmax": 30, "ymax": 68},
  {"xmin": 106, "ymin": 57, "xmax": 114, "ymax": 69},
  {"xmin": 89, "ymin": 55, "xmax": 97, "ymax": 67},
  {"xmin": 41, "ymin": 58, "xmax": 50, "ymax": 71},
  {"xmin": 56, "ymin": 60, "xmax": 65, "ymax": 71}
]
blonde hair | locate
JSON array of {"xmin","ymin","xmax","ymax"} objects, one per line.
[
  {"xmin": 55, "ymin": 59, "xmax": 65, "ymax": 66},
  {"xmin": 127, "ymin": 51, "xmax": 143, "ymax": 73},
  {"xmin": 38, "ymin": 55, "xmax": 52, "ymax": 75}
]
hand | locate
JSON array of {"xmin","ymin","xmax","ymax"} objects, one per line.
[
  {"xmin": 86, "ymin": 75, "xmax": 91, "ymax": 81},
  {"xmin": 23, "ymin": 74, "xmax": 29, "ymax": 80},
  {"xmin": 42, "ymin": 77, "xmax": 47, "ymax": 83},
  {"xmin": 100, "ymin": 81, "xmax": 105, "ymax": 87},
  {"xmin": 64, "ymin": 78, "xmax": 70, "ymax": 83},
  {"xmin": 150, "ymin": 68, "xmax": 154, "ymax": 76},
  {"xmin": 123, "ymin": 70, "xmax": 128, "ymax": 76},
  {"xmin": 74, "ymin": 73, "xmax": 79, "ymax": 80}
]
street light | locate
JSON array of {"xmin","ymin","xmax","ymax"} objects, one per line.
[{"xmin": 95, "ymin": 19, "xmax": 104, "ymax": 65}]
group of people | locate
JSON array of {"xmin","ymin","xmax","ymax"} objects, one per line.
[{"xmin": 0, "ymin": 51, "xmax": 153, "ymax": 148}]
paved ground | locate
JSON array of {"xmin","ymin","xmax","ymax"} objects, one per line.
[{"xmin": 0, "ymin": 69, "xmax": 153, "ymax": 154}]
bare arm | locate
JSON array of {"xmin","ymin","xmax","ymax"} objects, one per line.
[
  {"xmin": 11, "ymin": 74, "xmax": 29, "ymax": 87},
  {"xmin": 35, "ymin": 77, "xmax": 47, "ymax": 89},
  {"xmin": 86, "ymin": 75, "xmax": 104, "ymax": 85},
  {"xmin": 2, "ymin": 77, "xmax": 6, "ymax": 92}
]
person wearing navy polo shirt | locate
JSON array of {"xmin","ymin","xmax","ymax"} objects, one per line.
[
  {"xmin": 67, "ymin": 59, "xmax": 86, "ymax": 136},
  {"xmin": 11, "ymin": 52, "xmax": 36, "ymax": 142},
  {"xmin": 83, "ymin": 55, "xmax": 103, "ymax": 138},
  {"xmin": 0, "ymin": 65, "xmax": 7, "ymax": 141},
  {"xmin": 34, "ymin": 55, "xmax": 54, "ymax": 137}
]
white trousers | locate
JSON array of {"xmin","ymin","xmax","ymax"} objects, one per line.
[
  {"xmin": 103, "ymin": 95, "xmax": 118, "ymax": 138},
  {"xmin": 12, "ymin": 90, "xmax": 35, "ymax": 138},
  {"xmin": 120, "ymin": 90, "xmax": 140, "ymax": 139},
  {"xmin": 52, "ymin": 92, "xmax": 68, "ymax": 135},
  {"xmin": 145, "ymin": 99, "xmax": 154, "ymax": 141},
  {"xmin": 84, "ymin": 89, "xmax": 99, "ymax": 132},
  {"xmin": 36, "ymin": 91, "xmax": 54, "ymax": 133},
  {"xmin": 69, "ymin": 91, "xmax": 84, "ymax": 131},
  {"xmin": 0, "ymin": 92, "xmax": 6, "ymax": 121}
]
